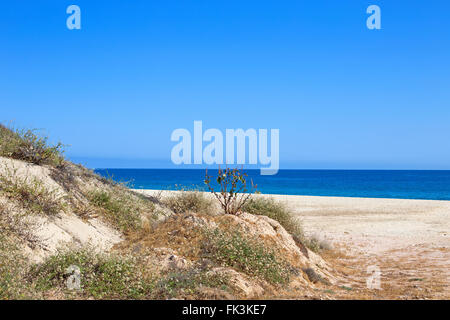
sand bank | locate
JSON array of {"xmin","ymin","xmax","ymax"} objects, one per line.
[{"xmin": 137, "ymin": 189, "xmax": 449, "ymax": 298}]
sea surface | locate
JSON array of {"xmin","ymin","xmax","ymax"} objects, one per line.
[{"xmin": 94, "ymin": 169, "xmax": 450, "ymax": 201}]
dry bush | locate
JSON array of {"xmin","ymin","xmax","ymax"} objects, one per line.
[
  {"xmin": 87, "ymin": 189, "xmax": 143, "ymax": 232},
  {"xmin": 202, "ymin": 227, "xmax": 291, "ymax": 284},
  {"xmin": 244, "ymin": 197, "xmax": 304, "ymax": 238},
  {"xmin": 204, "ymin": 167, "xmax": 256, "ymax": 215},
  {"xmin": 163, "ymin": 190, "xmax": 213, "ymax": 214},
  {"xmin": 0, "ymin": 226, "xmax": 33, "ymax": 300},
  {"xmin": 153, "ymin": 267, "xmax": 230, "ymax": 299},
  {"xmin": 0, "ymin": 167, "xmax": 65, "ymax": 216},
  {"xmin": 29, "ymin": 246, "xmax": 153, "ymax": 299},
  {"xmin": 243, "ymin": 197, "xmax": 326, "ymax": 253},
  {"xmin": 0, "ymin": 124, "xmax": 64, "ymax": 167}
]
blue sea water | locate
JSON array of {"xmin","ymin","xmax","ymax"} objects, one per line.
[{"xmin": 94, "ymin": 169, "xmax": 450, "ymax": 201}]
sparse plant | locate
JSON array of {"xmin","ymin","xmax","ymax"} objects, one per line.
[
  {"xmin": 0, "ymin": 124, "xmax": 65, "ymax": 167},
  {"xmin": 87, "ymin": 189, "xmax": 144, "ymax": 232},
  {"xmin": 244, "ymin": 197, "xmax": 304, "ymax": 238},
  {"xmin": 0, "ymin": 233, "xmax": 34, "ymax": 299},
  {"xmin": 154, "ymin": 268, "xmax": 229, "ymax": 299},
  {"xmin": 0, "ymin": 202, "xmax": 39, "ymax": 247},
  {"xmin": 0, "ymin": 167, "xmax": 65, "ymax": 216},
  {"xmin": 202, "ymin": 227, "xmax": 290, "ymax": 284},
  {"xmin": 308, "ymin": 234, "xmax": 333, "ymax": 252},
  {"xmin": 29, "ymin": 247, "xmax": 153, "ymax": 299},
  {"xmin": 204, "ymin": 167, "xmax": 256, "ymax": 215},
  {"xmin": 163, "ymin": 189, "xmax": 213, "ymax": 214},
  {"xmin": 243, "ymin": 197, "xmax": 327, "ymax": 253}
]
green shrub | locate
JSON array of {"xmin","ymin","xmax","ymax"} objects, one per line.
[
  {"xmin": 202, "ymin": 228, "xmax": 291, "ymax": 284},
  {"xmin": 0, "ymin": 125, "xmax": 64, "ymax": 167},
  {"xmin": 154, "ymin": 268, "xmax": 229, "ymax": 299},
  {"xmin": 163, "ymin": 191, "xmax": 213, "ymax": 214},
  {"xmin": 0, "ymin": 171, "xmax": 64, "ymax": 216},
  {"xmin": 244, "ymin": 197, "xmax": 303, "ymax": 237},
  {"xmin": 29, "ymin": 247, "xmax": 153, "ymax": 299},
  {"xmin": 0, "ymin": 234, "xmax": 33, "ymax": 299},
  {"xmin": 243, "ymin": 197, "xmax": 322, "ymax": 252},
  {"xmin": 204, "ymin": 167, "xmax": 256, "ymax": 215},
  {"xmin": 87, "ymin": 189, "xmax": 144, "ymax": 232}
]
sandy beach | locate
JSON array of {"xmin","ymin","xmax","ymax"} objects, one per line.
[{"xmin": 138, "ymin": 190, "xmax": 449, "ymax": 298}]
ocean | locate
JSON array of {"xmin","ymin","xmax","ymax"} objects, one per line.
[{"xmin": 94, "ymin": 169, "xmax": 450, "ymax": 201}]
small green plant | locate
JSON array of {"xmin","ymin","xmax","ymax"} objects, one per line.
[
  {"xmin": 29, "ymin": 247, "xmax": 153, "ymax": 299},
  {"xmin": 163, "ymin": 190, "xmax": 213, "ymax": 214},
  {"xmin": 202, "ymin": 228, "xmax": 290, "ymax": 284},
  {"xmin": 0, "ymin": 168, "xmax": 64, "ymax": 216},
  {"xmin": 204, "ymin": 167, "xmax": 256, "ymax": 215},
  {"xmin": 87, "ymin": 189, "xmax": 144, "ymax": 232},
  {"xmin": 154, "ymin": 268, "xmax": 229, "ymax": 299},
  {"xmin": 244, "ymin": 197, "xmax": 327, "ymax": 253},
  {"xmin": 244, "ymin": 197, "xmax": 304, "ymax": 238},
  {"xmin": 0, "ymin": 124, "xmax": 65, "ymax": 167},
  {"xmin": 0, "ymin": 233, "xmax": 33, "ymax": 299}
]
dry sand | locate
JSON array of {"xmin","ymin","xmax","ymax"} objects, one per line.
[{"xmin": 270, "ymin": 194, "xmax": 450, "ymax": 298}]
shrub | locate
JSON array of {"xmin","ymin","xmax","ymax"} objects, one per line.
[
  {"xmin": 87, "ymin": 189, "xmax": 144, "ymax": 233},
  {"xmin": 244, "ymin": 197, "xmax": 304, "ymax": 239},
  {"xmin": 243, "ymin": 197, "xmax": 323, "ymax": 253},
  {"xmin": 29, "ymin": 247, "xmax": 153, "ymax": 299},
  {"xmin": 0, "ymin": 234, "xmax": 33, "ymax": 299},
  {"xmin": 202, "ymin": 228, "xmax": 291, "ymax": 284},
  {"xmin": 163, "ymin": 190, "xmax": 213, "ymax": 214},
  {"xmin": 154, "ymin": 268, "xmax": 229, "ymax": 299},
  {"xmin": 0, "ymin": 125, "xmax": 64, "ymax": 167},
  {"xmin": 0, "ymin": 169, "xmax": 64, "ymax": 216},
  {"xmin": 204, "ymin": 167, "xmax": 256, "ymax": 215}
]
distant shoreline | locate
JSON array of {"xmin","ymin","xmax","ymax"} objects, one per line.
[
  {"xmin": 136, "ymin": 189, "xmax": 450, "ymax": 267},
  {"xmin": 97, "ymin": 169, "xmax": 450, "ymax": 201},
  {"xmin": 133, "ymin": 188, "xmax": 450, "ymax": 202}
]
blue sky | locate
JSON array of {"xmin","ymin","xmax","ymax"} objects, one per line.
[{"xmin": 1, "ymin": 1, "xmax": 449, "ymax": 169}]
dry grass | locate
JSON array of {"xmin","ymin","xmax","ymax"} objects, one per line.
[
  {"xmin": 122, "ymin": 212, "xmax": 292, "ymax": 286},
  {"xmin": 153, "ymin": 267, "xmax": 230, "ymax": 299},
  {"xmin": 87, "ymin": 188, "xmax": 146, "ymax": 233},
  {"xmin": 0, "ymin": 124, "xmax": 64, "ymax": 167},
  {"xmin": 162, "ymin": 190, "xmax": 213, "ymax": 215},
  {"xmin": 29, "ymin": 246, "xmax": 154, "ymax": 299},
  {"xmin": 0, "ymin": 167, "xmax": 65, "ymax": 216},
  {"xmin": 202, "ymin": 227, "xmax": 292, "ymax": 284},
  {"xmin": 243, "ymin": 197, "xmax": 322, "ymax": 252},
  {"xmin": 0, "ymin": 235, "xmax": 33, "ymax": 299}
]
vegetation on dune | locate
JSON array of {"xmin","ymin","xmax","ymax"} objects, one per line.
[
  {"xmin": 244, "ymin": 197, "xmax": 303, "ymax": 238},
  {"xmin": 243, "ymin": 197, "xmax": 325, "ymax": 252},
  {"xmin": 0, "ymin": 124, "xmax": 335, "ymax": 300},
  {"xmin": 0, "ymin": 124, "xmax": 65, "ymax": 167},
  {"xmin": 202, "ymin": 227, "xmax": 291, "ymax": 284},
  {"xmin": 0, "ymin": 168, "xmax": 65, "ymax": 216},
  {"xmin": 0, "ymin": 233, "xmax": 33, "ymax": 299},
  {"xmin": 29, "ymin": 247, "xmax": 154, "ymax": 299},
  {"xmin": 154, "ymin": 268, "xmax": 230, "ymax": 299},
  {"xmin": 87, "ymin": 189, "xmax": 148, "ymax": 233},
  {"xmin": 204, "ymin": 167, "xmax": 256, "ymax": 215},
  {"xmin": 162, "ymin": 190, "xmax": 213, "ymax": 215}
]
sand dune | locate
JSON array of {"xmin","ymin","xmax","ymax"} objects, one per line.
[{"xmin": 138, "ymin": 190, "xmax": 449, "ymax": 298}]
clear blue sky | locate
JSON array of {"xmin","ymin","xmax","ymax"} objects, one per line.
[{"xmin": 1, "ymin": 1, "xmax": 449, "ymax": 169}]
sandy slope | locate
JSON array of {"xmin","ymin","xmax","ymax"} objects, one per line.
[
  {"xmin": 270, "ymin": 194, "xmax": 449, "ymax": 252},
  {"xmin": 270, "ymin": 194, "xmax": 450, "ymax": 298}
]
